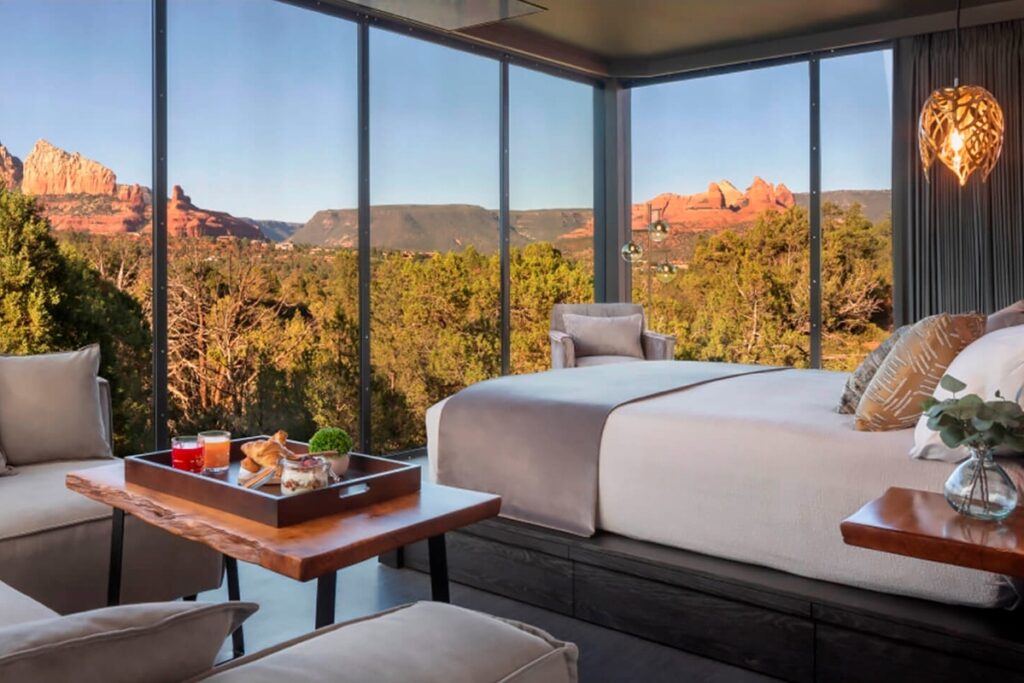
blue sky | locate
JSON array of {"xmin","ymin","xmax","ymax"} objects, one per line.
[
  {"xmin": 632, "ymin": 51, "xmax": 892, "ymax": 199},
  {"xmin": 1, "ymin": 1, "xmax": 889, "ymax": 222}
]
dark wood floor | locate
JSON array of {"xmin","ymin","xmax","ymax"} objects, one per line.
[{"xmin": 202, "ymin": 558, "xmax": 774, "ymax": 682}]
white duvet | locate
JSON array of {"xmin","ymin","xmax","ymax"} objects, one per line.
[{"xmin": 427, "ymin": 368, "xmax": 1019, "ymax": 608}]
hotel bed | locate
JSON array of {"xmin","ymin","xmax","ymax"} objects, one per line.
[{"xmin": 427, "ymin": 365, "xmax": 1021, "ymax": 609}]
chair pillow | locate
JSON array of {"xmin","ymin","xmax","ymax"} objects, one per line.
[
  {"xmin": 855, "ymin": 313, "xmax": 986, "ymax": 431},
  {"xmin": 911, "ymin": 325, "xmax": 1024, "ymax": 461},
  {"xmin": 0, "ymin": 600, "xmax": 256, "ymax": 683},
  {"xmin": 987, "ymin": 299, "xmax": 1024, "ymax": 333},
  {"xmin": 563, "ymin": 313, "xmax": 644, "ymax": 359},
  {"xmin": 837, "ymin": 325, "xmax": 909, "ymax": 414},
  {"xmin": 0, "ymin": 344, "xmax": 112, "ymax": 464}
]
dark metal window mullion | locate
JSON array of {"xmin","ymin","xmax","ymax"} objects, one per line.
[
  {"xmin": 500, "ymin": 58, "xmax": 511, "ymax": 375},
  {"xmin": 358, "ymin": 21, "xmax": 372, "ymax": 452},
  {"xmin": 809, "ymin": 57, "xmax": 823, "ymax": 368},
  {"xmin": 152, "ymin": 0, "xmax": 169, "ymax": 449}
]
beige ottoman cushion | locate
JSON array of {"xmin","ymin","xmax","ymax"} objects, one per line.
[
  {"xmin": 200, "ymin": 601, "xmax": 578, "ymax": 683},
  {"xmin": 0, "ymin": 580, "xmax": 57, "ymax": 628},
  {"xmin": 0, "ymin": 600, "xmax": 256, "ymax": 683}
]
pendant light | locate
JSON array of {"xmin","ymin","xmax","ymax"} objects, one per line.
[{"xmin": 919, "ymin": 0, "xmax": 1005, "ymax": 186}]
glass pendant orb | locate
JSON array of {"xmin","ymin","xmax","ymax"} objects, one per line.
[
  {"xmin": 920, "ymin": 85, "xmax": 1005, "ymax": 186},
  {"xmin": 648, "ymin": 219, "xmax": 670, "ymax": 243},
  {"xmin": 621, "ymin": 241, "xmax": 644, "ymax": 263},
  {"xmin": 654, "ymin": 262, "xmax": 678, "ymax": 283}
]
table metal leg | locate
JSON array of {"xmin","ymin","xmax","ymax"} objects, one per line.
[
  {"xmin": 107, "ymin": 509, "xmax": 125, "ymax": 607},
  {"xmin": 428, "ymin": 534, "xmax": 449, "ymax": 603},
  {"xmin": 224, "ymin": 557, "xmax": 245, "ymax": 657},
  {"xmin": 315, "ymin": 572, "xmax": 337, "ymax": 629}
]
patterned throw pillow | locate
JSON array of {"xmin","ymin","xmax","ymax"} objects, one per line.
[
  {"xmin": 855, "ymin": 313, "xmax": 987, "ymax": 431},
  {"xmin": 836, "ymin": 325, "xmax": 910, "ymax": 414}
]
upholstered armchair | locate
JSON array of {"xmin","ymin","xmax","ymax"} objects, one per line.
[{"xmin": 549, "ymin": 303, "xmax": 675, "ymax": 369}]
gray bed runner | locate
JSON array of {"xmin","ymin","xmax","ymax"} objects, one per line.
[{"xmin": 436, "ymin": 360, "xmax": 781, "ymax": 536}]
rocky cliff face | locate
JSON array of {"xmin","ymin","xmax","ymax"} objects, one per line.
[
  {"xmin": 21, "ymin": 139, "xmax": 116, "ymax": 195},
  {"xmin": 0, "ymin": 142, "xmax": 22, "ymax": 188},
  {"xmin": 631, "ymin": 176, "xmax": 796, "ymax": 232},
  {"xmin": 1, "ymin": 139, "xmax": 264, "ymax": 239}
]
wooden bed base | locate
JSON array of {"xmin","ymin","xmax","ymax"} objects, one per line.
[{"xmin": 389, "ymin": 517, "xmax": 1024, "ymax": 682}]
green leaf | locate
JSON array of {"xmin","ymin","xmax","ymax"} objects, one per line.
[
  {"xmin": 940, "ymin": 425, "xmax": 966, "ymax": 448},
  {"xmin": 940, "ymin": 375, "xmax": 968, "ymax": 393},
  {"xmin": 972, "ymin": 416, "xmax": 995, "ymax": 432}
]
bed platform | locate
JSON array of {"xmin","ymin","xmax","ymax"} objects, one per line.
[{"xmin": 390, "ymin": 518, "xmax": 1024, "ymax": 682}]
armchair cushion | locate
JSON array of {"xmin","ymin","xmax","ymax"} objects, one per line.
[
  {"xmin": 0, "ymin": 600, "xmax": 256, "ymax": 683},
  {"xmin": 549, "ymin": 331, "xmax": 576, "ymax": 370},
  {"xmin": 0, "ymin": 345, "xmax": 112, "ymax": 465},
  {"xmin": 575, "ymin": 355, "xmax": 644, "ymax": 368},
  {"xmin": 562, "ymin": 313, "xmax": 644, "ymax": 359}
]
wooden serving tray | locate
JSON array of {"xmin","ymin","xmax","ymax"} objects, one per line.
[{"xmin": 124, "ymin": 436, "xmax": 420, "ymax": 527}]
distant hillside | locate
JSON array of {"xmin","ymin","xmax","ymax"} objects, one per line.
[
  {"xmin": 291, "ymin": 204, "xmax": 591, "ymax": 253},
  {"xmin": 794, "ymin": 189, "xmax": 892, "ymax": 223},
  {"xmin": 242, "ymin": 218, "xmax": 302, "ymax": 242}
]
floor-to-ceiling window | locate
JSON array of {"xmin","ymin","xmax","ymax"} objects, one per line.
[
  {"xmin": 631, "ymin": 63, "xmax": 811, "ymax": 366},
  {"xmin": 368, "ymin": 29, "xmax": 500, "ymax": 453},
  {"xmin": 630, "ymin": 49, "xmax": 893, "ymax": 369},
  {"xmin": 821, "ymin": 49, "xmax": 894, "ymax": 370},
  {"xmin": 0, "ymin": 0, "xmax": 153, "ymax": 454},
  {"xmin": 168, "ymin": 0, "xmax": 358, "ymax": 440},
  {"xmin": 509, "ymin": 66, "xmax": 594, "ymax": 374}
]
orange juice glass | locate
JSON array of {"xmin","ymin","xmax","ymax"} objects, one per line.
[{"xmin": 199, "ymin": 430, "xmax": 231, "ymax": 474}]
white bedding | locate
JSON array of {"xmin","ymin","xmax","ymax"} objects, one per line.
[{"xmin": 427, "ymin": 368, "xmax": 1019, "ymax": 608}]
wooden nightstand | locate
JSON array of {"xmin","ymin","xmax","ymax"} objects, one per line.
[{"xmin": 841, "ymin": 486, "xmax": 1024, "ymax": 576}]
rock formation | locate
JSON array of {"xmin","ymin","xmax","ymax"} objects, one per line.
[
  {"xmin": 631, "ymin": 177, "xmax": 796, "ymax": 233},
  {"xmin": 0, "ymin": 141, "xmax": 22, "ymax": 188},
  {"xmin": 167, "ymin": 185, "xmax": 263, "ymax": 239},
  {"xmin": 21, "ymin": 139, "xmax": 116, "ymax": 195}
]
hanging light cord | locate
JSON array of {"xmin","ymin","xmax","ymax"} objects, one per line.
[{"xmin": 955, "ymin": 0, "xmax": 961, "ymax": 87}]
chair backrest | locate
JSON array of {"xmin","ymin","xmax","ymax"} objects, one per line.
[{"xmin": 550, "ymin": 303, "xmax": 645, "ymax": 333}]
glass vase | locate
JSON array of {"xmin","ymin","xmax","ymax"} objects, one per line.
[{"xmin": 943, "ymin": 446, "xmax": 1019, "ymax": 521}]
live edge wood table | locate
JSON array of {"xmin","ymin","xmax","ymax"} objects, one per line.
[
  {"xmin": 66, "ymin": 462, "xmax": 501, "ymax": 655},
  {"xmin": 841, "ymin": 486, "xmax": 1024, "ymax": 576}
]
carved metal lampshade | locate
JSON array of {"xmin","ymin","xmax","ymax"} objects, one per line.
[{"xmin": 919, "ymin": 85, "xmax": 1004, "ymax": 186}]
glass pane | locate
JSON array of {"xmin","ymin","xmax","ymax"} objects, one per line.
[
  {"xmin": 821, "ymin": 50, "xmax": 894, "ymax": 370},
  {"xmin": 370, "ymin": 29, "xmax": 499, "ymax": 453},
  {"xmin": 0, "ymin": 0, "xmax": 152, "ymax": 454},
  {"xmin": 631, "ymin": 64, "xmax": 810, "ymax": 366},
  {"xmin": 509, "ymin": 67, "xmax": 594, "ymax": 374},
  {"xmin": 168, "ymin": 0, "xmax": 358, "ymax": 441}
]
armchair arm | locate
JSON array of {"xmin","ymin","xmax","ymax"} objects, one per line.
[
  {"xmin": 641, "ymin": 330, "xmax": 676, "ymax": 361},
  {"xmin": 549, "ymin": 330, "xmax": 577, "ymax": 369}
]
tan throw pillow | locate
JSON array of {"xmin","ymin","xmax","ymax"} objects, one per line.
[
  {"xmin": 0, "ymin": 344, "xmax": 112, "ymax": 465},
  {"xmin": 837, "ymin": 325, "xmax": 910, "ymax": 414},
  {"xmin": 855, "ymin": 313, "xmax": 986, "ymax": 431},
  {"xmin": 987, "ymin": 299, "xmax": 1024, "ymax": 333},
  {"xmin": 563, "ymin": 313, "xmax": 644, "ymax": 359},
  {"xmin": 0, "ymin": 601, "xmax": 256, "ymax": 683}
]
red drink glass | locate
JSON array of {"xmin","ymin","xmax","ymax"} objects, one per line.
[{"xmin": 171, "ymin": 436, "xmax": 204, "ymax": 473}]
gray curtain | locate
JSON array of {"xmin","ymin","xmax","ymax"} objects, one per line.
[{"xmin": 893, "ymin": 21, "xmax": 1024, "ymax": 324}]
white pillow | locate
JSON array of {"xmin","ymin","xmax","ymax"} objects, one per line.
[{"xmin": 910, "ymin": 325, "xmax": 1024, "ymax": 462}]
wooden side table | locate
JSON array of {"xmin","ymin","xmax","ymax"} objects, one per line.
[
  {"xmin": 841, "ymin": 486, "xmax": 1024, "ymax": 576},
  {"xmin": 67, "ymin": 462, "xmax": 501, "ymax": 654}
]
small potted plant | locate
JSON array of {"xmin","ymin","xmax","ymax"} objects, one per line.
[
  {"xmin": 923, "ymin": 375, "xmax": 1024, "ymax": 520},
  {"xmin": 308, "ymin": 427, "xmax": 354, "ymax": 477}
]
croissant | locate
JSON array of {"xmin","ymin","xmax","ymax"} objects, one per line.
[{"xmin": 241, "ymin": 433, "xmax": 297, "ymax": 471}]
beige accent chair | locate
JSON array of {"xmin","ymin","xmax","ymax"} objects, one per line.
[
  {"xmin": 0, "ymin": 378, "xmax": 223, "ymax": 614},
  {"xmin": 0, "ymin": 579, "xmax": 579, "ymax": 683},
  {"xmin": 549, "ymin": 303, "xmax": 675, "ymax": 369}
]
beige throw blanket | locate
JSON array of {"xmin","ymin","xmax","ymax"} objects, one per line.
[{"xmin": 436, "ymin": 361, "xmax": 781, "ymax": 536}]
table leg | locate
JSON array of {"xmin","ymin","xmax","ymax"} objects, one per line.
[
  {"xmin": 224, "ymin": 557, "xmax": 245, "ymax": 657},
  {"xmin": 107, "ymin": 509, "xmax": 125, "ymax": 607},
  {"xmin": 428, "ymin": 534, "xmax": 449, "ymax": 603},
  {"xmin": 315, "ymin": 572, "xmax": 337, "ymax": 629}
]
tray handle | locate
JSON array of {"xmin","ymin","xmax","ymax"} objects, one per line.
[{"xmin": 337, "ymin": 481, "xmax": 370, "ymax": 501}]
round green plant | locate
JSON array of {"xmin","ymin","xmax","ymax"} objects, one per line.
[
  {"xmin": 923, "ymin": 375, "xmax": 1024, "ymax": 452},
  {"xmin": 309, "ymin": 427, "xmax": 353, "ymax": 455}
]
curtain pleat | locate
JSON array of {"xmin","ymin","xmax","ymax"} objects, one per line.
[{"xmin": 893, "ymin": 21, "xmax": 1024, "ymax": 323}]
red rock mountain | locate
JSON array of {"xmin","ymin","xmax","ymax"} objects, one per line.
[
  {"xmin": 631, "ymin": 176, "xmax": 795, "ymax": 232},
  {"xmin": 0, "ymin": 139, "xmax": 263, "ymax": 239}
]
